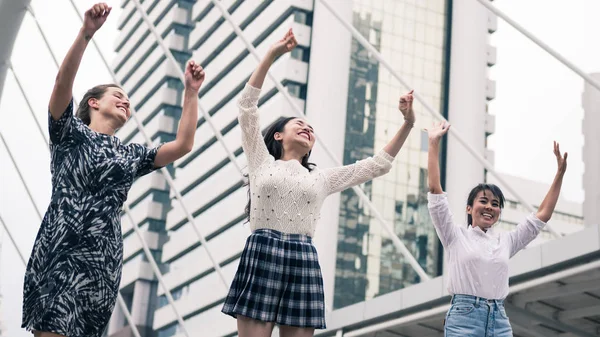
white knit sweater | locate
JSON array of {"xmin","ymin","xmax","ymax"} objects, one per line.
[{"xmin": 239, "ymin": 83, "xmax": 395, "ymax": 236}]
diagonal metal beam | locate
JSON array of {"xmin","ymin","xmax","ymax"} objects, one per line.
[
  {"xmin": 25, "ymin": 6, "xmax": 79, "ymax": 109},
  {"xmin": 317, "ymin": 0, "xmax": 561, "ymax": 238},
  {"xmin": 127, "ymin": 0, "xmax": 243, "ymax": 177},
  {"xmin": 123, "ymin": 204, "xmax": 192, "ymax": 337},
  {"xmin": 0, "ymin": 133, "xmax": 43, "ymax": 222},
  {"xmin": 474, "ymin": 0, "xmax": 600, "ymax": 93},
  {"xmin": 208, "ymin": 0, "xmax": 430, "ymax": 281},
  {"xmin": 7, "ymin": 65, "xmax": 47, "ymax": 146},
  {"xmin": 0, "ymin": 213, "xmax": 26, "ymax": 265}
]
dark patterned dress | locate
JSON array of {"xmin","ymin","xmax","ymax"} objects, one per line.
[{"xmin": 21, "ymin": 100, "xmax": 161, "ymax": 337}]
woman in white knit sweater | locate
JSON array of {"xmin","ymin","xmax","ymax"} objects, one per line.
[{"xmin": 221, "ymin": 29, "xmax": 416, "ymax": 337}]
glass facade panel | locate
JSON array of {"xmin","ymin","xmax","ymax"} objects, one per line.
[{"xmin": 334, "ymin": 0, "xmax": 450, "ymax": 309}]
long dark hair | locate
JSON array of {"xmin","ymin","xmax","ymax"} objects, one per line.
[
  {"xmin": 466, "ymin": 183, "xmax": 505, "ymax": 227},
  {"xmin": 76, "ymin": 84, "xmax": 122, "ymax": 125},
  {"xmin": 244, "ymin": 116, "xmax": 316, "ymax": 222}
]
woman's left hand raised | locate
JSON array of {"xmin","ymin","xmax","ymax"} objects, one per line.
[
  {"xmin": 399, "ymin": 90, "xmax": 415, "ymax": 124},
  {"xmin": 553, "ymin": 141, "xmax": 568, "ymax": 175}
]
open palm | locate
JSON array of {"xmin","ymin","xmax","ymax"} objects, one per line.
[
  {"xmin": 553, "ymin": 141, "xmax": 568, "ymax": 174},
  {"xmin": 426, "ymin": 121, "xmax": 450, "ymax": 141}
]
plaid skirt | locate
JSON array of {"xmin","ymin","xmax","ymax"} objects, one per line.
[{"xmin": 221, "ymin": 228, "xmax": 326, "ymax": 329}]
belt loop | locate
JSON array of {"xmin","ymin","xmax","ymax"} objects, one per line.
[{"xmin": 475, "ymin": 297, "xmax": 479, "ymax": 307}]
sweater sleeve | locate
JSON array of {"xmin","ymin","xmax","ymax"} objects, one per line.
[
  {"xmin": 322, "ymin": 149, "xmax": 394, "ymax": 195},
  {"xmin": 238, "ymin": 83, "xmax": 272, "ymax": 172}
]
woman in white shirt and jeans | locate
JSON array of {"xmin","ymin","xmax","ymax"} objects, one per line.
[{"xmin": 426, "ymin": 122, "xmax": 568, "ymax": 336}]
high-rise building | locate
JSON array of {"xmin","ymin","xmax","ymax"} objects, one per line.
[
  {"xmin": 582, "ymin": 73, "xmax": 600, "ymax": 227},
  {"xmin": 107, "ymin": 1, "xmax": 498, "ymax": 336}
]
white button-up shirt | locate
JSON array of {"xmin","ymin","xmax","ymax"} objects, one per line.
[{"xmin": 428, "ymin": 193, "xmax": 546, "ymax": 299}]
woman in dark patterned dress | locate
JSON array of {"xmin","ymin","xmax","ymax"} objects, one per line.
[{"xmin": 21, "ymin": 3, "xmax": 205, "ymax": 337}]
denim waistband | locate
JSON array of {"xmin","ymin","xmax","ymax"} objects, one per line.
[
  {"xmin": 451, "ymin": 294, "xmax": 504, "ymax": 306},
  {"xmin": 253, "ymin": 228, "xmax": 312, "ymax": 243}
]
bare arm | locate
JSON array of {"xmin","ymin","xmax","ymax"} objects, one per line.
[
  {"xmin": 49, "ymin": 3, "xmax": 111, "ymax": 120},
  {"xmin": 427, "ymin": 122, "xmax": 450, "ymax": 194},
  {"xmin": 248, "ymin": 52, "xmax": 276, "ymax": 90},
  {"xmin": 248, "ymin": 28, "xmax": 298, "ymax": 89},
  {"xmin": 536, "ymin": 141, "xmax": 568, "ymax": 222},
  {"xmin": 383, "ymin": 90, "xmax": 416, "ymax": 157},
  {"xmin": 154, "ymin": 61, "xmax": 204, "ymax": 167}
]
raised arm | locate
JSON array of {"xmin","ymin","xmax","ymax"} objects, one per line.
[
  {"xmin": 507, "ymin": 142, "xmax": 567, "ymax": 257},
  {"xmin": 248, "ymin": 28, "xmax": 297, "ymax": 89},
  {"xmin": 154, "ymin": 61, "xmax": 204, "ymax": 167},
  {"xmin": 426, "ymin": 122, "xmax": 458, "ymax": 248},
  {"xmin": 49, "ymin": 3, "xmax": 111, "ymax": 120},
  {"xmin": 324, "ymin": 90, "xmax": 416, "ymax": 194},
  {"xmin": 536, "ymin": 141, "xmax": 568, "ymax": 222},
  {"xmin": 427, "ymin": 122, "xmax": 450, "ymax": 194},
  {"xmin": 383, "ymin": 90, "xmax": 416, "ymax": 157},
  {"xmin": 239, "ymin": 29, "xmax": 298, "ymax": 172}
]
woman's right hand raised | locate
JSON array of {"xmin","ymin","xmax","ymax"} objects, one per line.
[
  {"xmin": 425, "ymin": 121, "xmax": 451, "ymax": 142},
  {"xmin": 269, "ymin": 28, "xmax": 298, "ymax": 58},
  {"xmin": 83, "ymin": 3, "xmax": 112, "ymax": 37}
]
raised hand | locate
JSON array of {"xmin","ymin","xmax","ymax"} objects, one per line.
[
  {"xmin": 185, "ymin": 60, "xmax": 205, "ymax": 92},
  {"xmin": 399, "ymin": 90, "xmax": 415, "ymax": 123},
  {"xmin": 553, "ymin": 141, "xmax": 568, "ymax": 175},
  {"xmin": 425, "ymin": 121, "xmax": 450, "ymax": 141},
  {"xmin": 269, "ymin": 28, "xmax": 298, "ymax": 58},
  {"xmin": 83, "ymin": 3, "xmax": 111, "ymax": 37}
]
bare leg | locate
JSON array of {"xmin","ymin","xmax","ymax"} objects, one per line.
[
  {"xmin": 279, "ymin": 325, "xmax": 315, "ymax": 337},
  {"xmin": 237, "ymin": 315, "xmax": 275, "ymax": 337},
  {"xmin": 33, "ymin": 331, "xmax": 67, "ymax": 337}
]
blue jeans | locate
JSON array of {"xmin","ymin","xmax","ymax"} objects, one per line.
[{"xmin": 445, "ymin": 294, "xmax": 513, "ymax": 337}]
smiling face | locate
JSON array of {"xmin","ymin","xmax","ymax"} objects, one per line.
[
  {"xmin": 274, "ymin": 118, "xmax": 316, "ymax": 155},
  {"xmin": 89, "ymin": 86, "xmax": 131, "ymax": 127},
  {"xmin": 467, "ymin": 189, "xmax": 502, "ymax": 231}
]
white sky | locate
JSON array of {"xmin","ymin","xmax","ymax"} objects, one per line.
[{"xmin": 0, "ymin": 1, "xmax": 598, "ymax": 336}]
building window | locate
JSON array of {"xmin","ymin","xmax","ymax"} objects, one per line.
[
  {"xmin": 157, "ymin": 324, "xmax": 177, "ymax": 337},
  {"xmin": 287, "ymin": 83, "xmax": 302, "ymax": 98},
  {"xmin": 294, "ymin": 11, "xmax": 308, "ymax": 24},
  {"xmin": 291, "ymin": 48, "xmax": 304, "ymax": 61},
  {"xmin": 158, "ymin": 295, "xmax": 168, "ymax": 309}
]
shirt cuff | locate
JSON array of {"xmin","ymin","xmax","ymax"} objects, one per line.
[
  {"xmin": 376, "ymin": 149, "xmax": 395, "ymax": 163},
  {"xmin": 527, "ymin": 212, "xmax": 547, "ymax": 229},
  {"xmin": 427, "ymin": 192, "xmax": 447, "ymax": 203}
]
